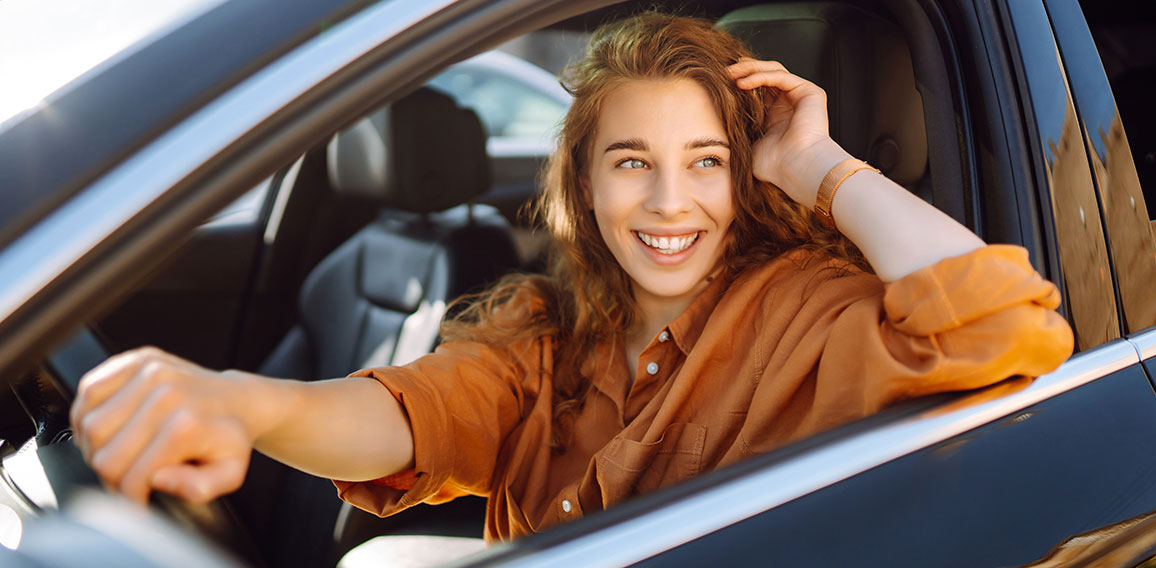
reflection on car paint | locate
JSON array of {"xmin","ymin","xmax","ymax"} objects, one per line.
[
  {"xmin": 1007, "ymin": 0, "xmax": 1119, "ymax": 351},
  {"xmin": 1045, "ymin": 0, "xmax": 1156, "ymax": 335},
  {"xmin": 1084, "ymin": 115, "xmax": 1156, "ymax": 334},
  {"xmin": 1021, "ymin": 508, "xmax": 1156, "ymax": 567}
]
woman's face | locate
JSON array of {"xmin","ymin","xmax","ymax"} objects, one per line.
[{"xmin": 587, "ymin": 78, "xmax": 735, "ymax": 306}]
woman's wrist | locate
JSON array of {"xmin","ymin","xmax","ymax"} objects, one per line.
[
  {"xmin": 221, "ymin": 369, "xmax": 297, "ymax": 448},
  {"xmin": 777, "ymin": 139, "xmax": 853, "ymax": 208}
]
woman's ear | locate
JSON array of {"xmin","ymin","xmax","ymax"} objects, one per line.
[{"xmin": 580, "ymin": 176, "xmax": 593, "ymax": 209}]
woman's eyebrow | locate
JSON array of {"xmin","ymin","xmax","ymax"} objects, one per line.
[
  {"xmin": 685, "ymin": 137, "xmax": 730, "ymax": 150},
  {"xmin": 604, "ymin": 138, "xmax": 647, "ymax": 153}
]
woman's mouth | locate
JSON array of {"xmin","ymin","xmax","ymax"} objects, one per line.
[{"xmin": 634, "ymin": 231, "xmax": 700, "ymax": 255}]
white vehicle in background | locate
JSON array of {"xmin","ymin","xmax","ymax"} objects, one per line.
[{"xmin": 429, "ymin": 50, "xmax": 572, "ymax": 223}]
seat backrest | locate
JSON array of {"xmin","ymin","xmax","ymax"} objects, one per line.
[
  {"xmin": 718, "ymin": 2, "xmax": 928, "ymax": 186},
  {"xmin": 259, "ymin": 87, "xmax": 520, "ymax": 380}
]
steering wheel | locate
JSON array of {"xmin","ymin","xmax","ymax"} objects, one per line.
[{"xmin": 7, "ymin": 328, "xmax": 264, "ymax": 567}]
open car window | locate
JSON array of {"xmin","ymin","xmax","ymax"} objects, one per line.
[{"xmin": 5, "ymin": 0, "xmax": 1147, "ymax": 566}]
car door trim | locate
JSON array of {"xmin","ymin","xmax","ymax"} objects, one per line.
[
  {"xmin": 490, "ymin": 341, "xmax": 1137, "ymax": 568},
  {"xmin": 1130, "ymin": 328, "xmax": 1156, "ymax": 361},
  {"xmin": 0, "ymin": 0, "xmax": 453, "ymax": 331}
]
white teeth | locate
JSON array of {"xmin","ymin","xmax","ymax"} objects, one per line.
[{"xmin": 635, "ymin": 231, "xmax": 699, "ymax": 254}]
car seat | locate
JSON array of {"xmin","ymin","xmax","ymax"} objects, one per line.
[
  {"xmin": 259, "ymin": 88, "xmax": 519, "ymax": 380},
  {"xmin": 234, "ymin": 87, "xmax": 518, "ymax": 567},
  {"xmin": 718, "ymin": 2, "xmax": 929, "ymax": 192}
]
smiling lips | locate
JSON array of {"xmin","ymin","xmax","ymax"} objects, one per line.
[{"xmin": 635, "ymin": 230, "xmax": 701, "ymax": 255}]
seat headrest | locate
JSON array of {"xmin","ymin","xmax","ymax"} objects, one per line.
[
  {"xmin": 718, "ymin": 2, "xmax": 927, "ymax": 185},
  {"xmin": 327, "ymin": 87, "xmax": 491, "ymax": 213}
]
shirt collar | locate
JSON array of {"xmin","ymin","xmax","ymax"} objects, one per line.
[{"xmin": 666, "ymin": 272, "xmax": 729, "ymax": 355}]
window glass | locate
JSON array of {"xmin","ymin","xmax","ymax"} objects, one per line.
[
  {"xmin": 425, "ymin": 30, "xmax": 580, "ymax": 155},
  {"xmin": 1064, "ymin": 0, "xmax": 1156, "ymax": 334},
  {"xmin": 429, "ymin": 67, "xmax": 566, "ymax": 139}
]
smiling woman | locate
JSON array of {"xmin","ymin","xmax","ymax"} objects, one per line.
[
  {"xmin": 589, "ymin": 78, "xmax": 735, "ymax": 332},
  {"xmin": 66, "ymin": 9, "xmax": 1073, "ymax": 553}
]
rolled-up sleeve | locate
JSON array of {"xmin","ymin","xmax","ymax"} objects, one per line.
[
  {"xmin": 805, "ymin": 245, "xmax": 1073, "ymax": 415},
  {"xmin": 333, "ymin": 335, "xmax": 540, "ymax": 517},
  {"xmin": 881, "ymin": 245, "xmax": 1072, "ymax": 394}
]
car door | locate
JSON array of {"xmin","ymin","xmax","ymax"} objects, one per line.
[
  {"xmin": 1046, "ymin": 0, "xmax": 1156, "ymax": 380},
  {"xmin": 463, "ymin": 1, "xmax": 1156, "ymax": 566}
]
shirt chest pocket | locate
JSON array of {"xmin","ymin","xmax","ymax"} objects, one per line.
[{"xmin": 594, "ymin": 422, "xmax": 707, "ymax": 506}]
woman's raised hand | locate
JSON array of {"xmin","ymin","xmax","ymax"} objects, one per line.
[
  {"xmin": 69, "ymin": 347, "xmax": 264, "ymax": 505},
  {"xmin": 728, "ymin": 58, "xmax": 852, "ymax": 208}
]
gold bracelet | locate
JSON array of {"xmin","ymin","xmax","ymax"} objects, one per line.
[{"xmin": 813, "ymin": 158, "xmax": 880, "ymax": 230}]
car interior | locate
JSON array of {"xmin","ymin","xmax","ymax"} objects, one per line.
[{"xmin": 9, "ymin": 0, "xmax": 1146, "ymax": 565}]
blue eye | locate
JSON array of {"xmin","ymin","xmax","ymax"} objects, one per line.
[
  {"xmin": 617, "ymin": 158, "xmax": 646, "ymax": 169},
  {"xmin": 694, "ymin": 157, "xmax": 723, "ymax": 168}
]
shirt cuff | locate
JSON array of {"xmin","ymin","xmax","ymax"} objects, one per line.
[{"xmin": 332, "ymin": 366, "xmax": 453, "ymax": 516}]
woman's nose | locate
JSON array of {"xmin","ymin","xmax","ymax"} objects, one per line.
[{"xmin": 643, "ymin": 169, "xmax": 693, "ymax": 217}]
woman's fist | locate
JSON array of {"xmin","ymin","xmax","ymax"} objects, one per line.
[{"xmin": 70, "ymin": 347, "xmax": 256, "ymax": 504}]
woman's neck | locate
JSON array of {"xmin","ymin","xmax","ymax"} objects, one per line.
[
  {"xmin": 623, "ymin": 278, "xmax": 710, "ymax": 382},
  {"xmin": 630, "ymin": 294, "xmax": 692, "ymax": 348}
]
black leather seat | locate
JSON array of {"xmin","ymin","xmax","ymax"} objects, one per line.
[
  {"xmin": 234, "ymin": 87, "xmax": 518, "ymax": 567},
  {"xmin": 259, "ymin": 87, "xmax": 519, "ymax": 379}
]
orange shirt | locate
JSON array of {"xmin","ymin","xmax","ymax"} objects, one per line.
[{"xmin": 334, "ymin": 245, "xmax": 1073, "ymax": 542}]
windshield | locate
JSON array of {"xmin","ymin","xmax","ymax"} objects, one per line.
[{"xmin": 0, "ymin": 0, "xmax": 225, "ymax": 129}]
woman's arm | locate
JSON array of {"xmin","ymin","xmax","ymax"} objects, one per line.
[
  {"xmin": 69, "ymin": 347, "xmax": 414, "ymax": 504},
  {"xmin": 729, "ymin": 59, "xmax": 984, "ymax": 282}
]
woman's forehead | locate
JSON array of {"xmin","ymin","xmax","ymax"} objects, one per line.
[{"xmin": 594, "ymin": 78, "xmax": 729, "ymax": 149}]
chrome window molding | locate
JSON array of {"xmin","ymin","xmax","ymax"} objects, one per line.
[
  {"xmin": 498, "ymin": 341, "xmax": 1138, "ymax": 568},
  {"xmin": 1130, "ymin": 327, "xmax": 1156, "ymax": 361},
  {"xmin": 0, "ymin": 0, "xmax": 456, "ymax": 326}
]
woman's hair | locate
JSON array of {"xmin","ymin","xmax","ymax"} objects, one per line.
[{"xmin": 443, "ymin": 12, "xmax": 865, "ymax": 443}]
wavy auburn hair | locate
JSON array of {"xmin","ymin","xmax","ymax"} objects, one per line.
[{"xmin": 443, "ymin": 12, "xmax": 865, "ymax": 429}]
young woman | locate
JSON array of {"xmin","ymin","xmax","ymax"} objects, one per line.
[{"xmin": 69, "ymin": 13, "xmax": 1073, "ymax": 542}]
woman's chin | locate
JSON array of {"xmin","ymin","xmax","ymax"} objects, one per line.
[{"xmin": 629, "ymin": 271, "xmax": 713, "ymax": 303}]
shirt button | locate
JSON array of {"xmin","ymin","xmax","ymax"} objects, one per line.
[
  {"xmin": 646, "ymin": 362, "xmax": 659, "ymax": 375},
  {"xmin": 658, "ymin": 331, "xmax": 670, "ymax": 342},
  {"xmin": 562, "ymin": 499, "xmax": 572, "ymax": 513}
]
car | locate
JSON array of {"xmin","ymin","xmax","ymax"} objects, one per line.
[
  {"xmin": 428, "ymin": 49, "xmax": 571, "ymax": 225},
  {"xmin": 429, "ymin": 49, "xmax": 571, "ymax": 155},
  {"xmin": 1, "ymin": 0, "xmax": 1155, "ymax": 566}
]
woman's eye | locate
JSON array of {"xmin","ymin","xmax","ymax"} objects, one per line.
[
  {"xmin": 694, "ymin": 157, "xmax": 723, "ymax": 168},
  {"xmin": 617, "ymin": 158, "xmax": 646, "ymax": 169}
]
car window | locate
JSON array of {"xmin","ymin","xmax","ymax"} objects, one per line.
[
  {"xmin": 1063, "ymin": 0, "xmax": 1156, "ymax": 335},
  {"xmin": 1005, "ymin": 0, "xmax": 1120, "ymax": 351},
  {"xmin": 430, "ymin": 66, "xmax": 566, "ymax": 139},
  {"xmin": 426, "ymin": 31, "xmax": 580, "ymax": 148},
  {"xmin": 3, "ymin": 1, "xmax": 1108, "ymax": 565}
]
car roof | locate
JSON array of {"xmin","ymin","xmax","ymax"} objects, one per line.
[
  {"xmin": 0, "ymin": 0, "xmax": 227, "ymax": 127},
  {"xmin": 0, "ymin": 0, "xmax": 379, "ymax": 250}
]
